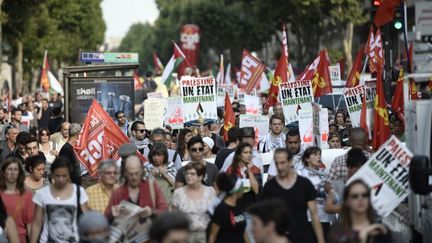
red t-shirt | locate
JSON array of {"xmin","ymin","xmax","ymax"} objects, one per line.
[{"xmin": 1, "ymin": 191, "xmax": 34, "ymax": 243}]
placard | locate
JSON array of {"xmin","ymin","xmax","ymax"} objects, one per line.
[
  {"xmin": 180, "ymin": 76, "xmax": 217, "ymax": 123},
  {"xmin": 344, "ymin": 85, "xmax": 365, "ymax": 127},
  {"xmin": 144, "ymin": 98, "xmax": 167, "ymax": 130},
  {"xmin": 239, "ymin": 114, "xmax": 269, "ymax": 142},
  {"xmin": 313, "ymin": 103, "xmax": 329, "ymax": 149},
  {"xmin": 244, "ymin": 94, "xmax": 260, "ymax": 114},
  {"xmin": 165, "ymin": 97, "xmax": 184, "ymax": 129},
  {"xmin": 279, "ymin": 80, "xmax": 313, "ymax": 124},
  {"xmin": 299, "ymin": 110, "xmax": 314, "ymax": 147},
  {"xmin": 216, "ymin": 84, "xmax": 236, "ymax": 106},
  {"xmin": 329, "ymin": 64, "xmax": 341, "ymax": 82},
  {"xmin": 348, "ymin": 136, "xmax": 413, "ymax": 217}
]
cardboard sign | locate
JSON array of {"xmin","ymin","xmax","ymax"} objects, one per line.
[
  {"xmin": 180, "ymin": 76, "xmax": 217, "ymax": 123},
  {"xmin": 348, "ymin": 136, "xmax": 413, "ymax": 217},
  {"xmin": 299, "ymin": 110, "xmax": 314, "ymax": 147},
  {"xmin": 165, "ymin": 97, "xmax": 184, "ymax": 129},
  {"xmin": 144, "ymin": 98, "xmax": 167, "ymax": 130},
  {"xmin": 344, "ymin": 85, "xmax": 365, "ymax": 127},
  {"xmin": 239, "ymin": 114, "xmax": 269, "ymax": 142},
  {"xmin": 216, "ymin": 84, "xmax": 236, "ymax": 106},
  {"xmin": 279, "ymin": 80, "xmax": 313, "ymax": 124}
]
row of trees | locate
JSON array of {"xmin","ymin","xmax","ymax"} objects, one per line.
[
  {"xmin": 1, "ymin": 0, "xmax": 105, "ymax": 94},
  {"xmin": 120, "ymin": 0, "xmax": 369, "ymax": 76}
]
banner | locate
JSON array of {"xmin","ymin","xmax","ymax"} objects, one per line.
[
  {"xmin": 239, "ymin": 50, "xmax": 265, "ymax": 94},
  {"xmin": 348, "ymin": 136, "xmax": 413, "ymax": 217},
  {"xmin": 239, "ymin": 114, "xmax": 269, "ymax": 143},
  {"xmin": 299, "ymin": 110, "xmax": 314, "ymax": 147},
  {"xmin": 74, "ymin": 100, "xmax": 135, "ymax": 176},
  {"xmin": 178, "ymin": 24, "xmax": 200, "ymax": 76},
  {"xmin": 180, "ymin": 76, "xmax": 217, "ymax": 123},
  {"xmin": 70, "ymin": 78, "xmax": 134, "ymax": 124},
  {"xmin": 165, "ymin": 97, "xmax": 184, "ymax": 129},
  {"xmin": 279, "ymin": 80, "xmax": 313, "ymax": 125},
  {"xmin": 144, "ymin": 98, "xmax": 167, "ymax": 130},
  {"xmin": 216, "ymin": 84, "xmax": 236, "ymax": 106}
]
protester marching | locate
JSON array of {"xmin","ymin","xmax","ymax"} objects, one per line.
[{"xmin": 2, "ymin": 0, "xmax": 432, "ymax": 243}]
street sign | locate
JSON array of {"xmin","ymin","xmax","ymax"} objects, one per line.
[
  {"xmin": 104, "ymin": 53, "xmax": 139, "ymax": 63},
  {"xmin": 80, "ymin": 52, "xmax": 104, "ymax": 63}
]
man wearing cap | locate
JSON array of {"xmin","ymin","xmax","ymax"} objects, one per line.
[
  {"xmin": 116, "ymin": 143, "xmax": 138, "ymax": 169},
  {"xmin": 146, "ymin": 128, "xmax": 182, "ymax": 170},
  {"xmin": 200, "ymin": 122, "xmax": 225, "ymax": 154},
  {"xmin": 257, "ymin": 114, "xmax": 286, "ymax": 153},
  {"xmin": 86, "ymin": 160, "xmax": 119, "ymax": 214},
  {"xmin": 220, "ymin": 127, "xmax": 264, "ymax": 174},
  {"xmin": 78, "ymin": 211, "xmax": 110, "ymax": 243}
]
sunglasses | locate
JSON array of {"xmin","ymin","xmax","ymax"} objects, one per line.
[
  {"xmin": 190, "ymin": 147, "xmax": 204, "ymax": 152},
  {"xmin": 349, "ymin": 193, "xmax": 369, "ymax": 200},
  {"xmin": 136, "ymin": 129, "xmax": 146, "ymax": 133}
]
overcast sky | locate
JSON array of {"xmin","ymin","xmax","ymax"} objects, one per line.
[{"xmin": 101, "ymin": 0, "xmax": 159, "ymax": 38}]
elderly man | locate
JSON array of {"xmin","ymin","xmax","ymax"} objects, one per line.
[
  {"xmin": 105, "ymin": 155, "xmax": 168, "ymax": 221},
  {"xmin": 86, "ymin": 160, "xmax": 119, "ymax": 214},
  {"xmin": 0, "ymin": 125, "xmax": 19, "ymax": 160},
  {"xmin": 59, "ymin": 123, "xmax": 82, "ymax": 185},
  {"xmin": 50, "ymin": 122, "xmax": 70, "ymax": 151}
]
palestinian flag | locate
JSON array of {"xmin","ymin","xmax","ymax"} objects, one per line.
[
  {"xmin": 161, "ymin": 42, "xmax": 187, "ymax": 87},
  {"xmin": 40, "ymin": 50, "xmax": 64, "ymax": 95}
]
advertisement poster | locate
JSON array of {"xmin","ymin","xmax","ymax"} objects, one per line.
[
  {"xmin": 70, "ymin": 78, "xmax": 134, "ymax": 124},
  {"xmin": 348, "ymin": 136, "xmax": 413, "ymax": 217},
  {"xmin": 279, "ymin": 80, "xmax": 313, "ymax": 125},
  {"xmin": 165, "ymin": 97, "xmax": 185, "ymax": 129},
  {"xmin": 144, "ymin": 98, "xmax": 167, "ymax": 130},
  {"xmin": 180, "ymin": 76, "xmax": 217, "ymax": 123}
]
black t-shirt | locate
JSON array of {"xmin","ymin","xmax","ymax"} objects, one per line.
[
  {"xmin": 215, "ymin": 148, "xmax": 235, "ymax": 170},
  {"xmin": 175, "ymin": 162, "xmax": 219, "ymax": 186},
  {"xmin": 261, "ymin": 176, "xmax": 317, "ymax": 243},
  {"xmin": 38, "ymin": 107, "xmax": 52, "ymax": 129},
  {"xmin": 211, "ymin": 201, "xmax": 246, "ymax": 243},
  {"xmin": 58, "ymin": 142, "xmax": 81, "ymax": 185}
]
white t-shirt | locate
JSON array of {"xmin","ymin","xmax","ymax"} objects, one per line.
[
  {"xmin": 33, "ymin": 184, "xmax": 88, "ymax": 243},
  {"xmin": 221, "ymin": 149, "xmax": 263, "ymax": 173}
]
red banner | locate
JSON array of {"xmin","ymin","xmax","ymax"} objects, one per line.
[
  {"xmin": 178, "ymin": 24, "xmax": 200, "ymax": 77},
  {"xmin": 239, "ymin": 50, "xmax": 265, "ymax": 94},
  {"xmin": 74, "ymin": 100, "xmax": 146, "ymax": 176}
]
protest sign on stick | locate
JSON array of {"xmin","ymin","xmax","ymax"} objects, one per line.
[
  {"xmin": 239, "ymin": 114, "xmax": 269, "ymax": 146},
  {"xmin": 348, "ymin": 136, "xmax": 413, "ymax": 217},
  {"xmin": 279, "ymin": 80, "xmax": 313, "ymax": 125},
  {"xmin": 299, "ymin": 110, "xmax": 314, "ymax": 147},
  {"xmin": 165, "ymin": 97, "xmax": 184, "ymax": 129},
  {"xmin": 144, "ymin": 98, "xmax": 167, "ymax": 130},
  {"xmin": 180, "ymin": 76, "xmax": 217, "ymax": 123}
]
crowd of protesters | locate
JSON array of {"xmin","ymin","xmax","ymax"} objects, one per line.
[{"xmin": 0, "ymin": 71, "xmax": 407, "ymax": 243}]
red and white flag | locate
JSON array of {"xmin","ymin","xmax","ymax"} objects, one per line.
[{"xmin": 239, "ymin": 50, "xmax": 265, "ymax": 94}]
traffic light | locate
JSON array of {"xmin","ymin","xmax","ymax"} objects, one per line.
[{"xmin": 393, "ymin": 7, "xmax": 403, "ymax": 30}]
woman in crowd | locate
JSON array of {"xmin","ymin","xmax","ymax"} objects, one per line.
[
  {"xmin": 227, "ymin": 143, "xmax": 261, "ymax": 211},
  {"xmin": 38, "ymin": 128, "xmax": 57, "ymax": 164},
  {"xmin": 0, "ymin": 157, "xmax": 34, "ymax": 243},
  {"xmin": 328, "ymin": 133, "xmax": 342, "ymax": 149},
  {"xmin": 176, "ymin": 128, "xmax": 193, "ymax": 161},
  {"xmin": 208, "ymin": 173, "xmax": 248, "ymax": 243},
  {"xmin": 334, "ymin": 111, "xmax": 346, "ymax": 130},
  {"xmin": 148, "ymin": 143, "xmax": 176, "ymax": 203},
  {"xmin": 297, "ymin": 147, "xmax": 335, "ymax": 239},
  {"xmin": 0, "ymin": 196, "xmax": 19, "ymax": 243},
  {"xmin": 171, "ymin": 162, "xmax": 216, "ymax": 243},
  {"xmin": 30, "ymin": 157, "xmax": 89, "ymax": 243},
  {"xmin": 202, "ymin": 136, "xmax": 216, "ymax": 161},
  {"xmin": 24, "ymin": 155, "xmax": 49, "ymax": 195},
  {"xmin": 329, "ymin": 179, "xmax": 391, "ymax": 243}
]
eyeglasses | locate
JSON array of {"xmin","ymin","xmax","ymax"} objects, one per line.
[
  {"xmin": 349, "ymin": 193, "xmax": 369, "ymax": 200},
  {"xmin": 136, "ymin": 129, "xmax": 146, "ymax": 133},
  {"xmin": 190, "ymin": 147, "xmax": 204, "ymax": 152}
]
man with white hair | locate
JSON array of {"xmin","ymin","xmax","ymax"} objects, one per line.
[{"xmin": 86, "ymin": 160, "xmax": 119, "ymax": 214}]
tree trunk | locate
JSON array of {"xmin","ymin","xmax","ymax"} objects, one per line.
[
  {"xmin": 343, "ymin": 22, "xmax": 354, "ymax": 74},
  {"xmin": 15, "ymin": 40, "xmax": 23, "ymax": 96},
  {"xmin": 31, "ymin": 67, "xmax": 38, "ymax": 93}
]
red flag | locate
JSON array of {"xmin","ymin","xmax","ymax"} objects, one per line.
[
  {"xmin": 312, "ymin": 51, "xmax": 333, "ymax": 97},
  {"xmin": 391, "ymin": 69, "xmax": 404, "ymax": 121},
  {"xmin": 74, "ymin": 100, "xmax": 146, "ymax": 176},
  {"xmin": 346, "ymin": 46, "xmax": 364, "ymax": 88},
  {"xmin": 410, "ymin": 78, "xmax": 419, "ymax": 100},
  {"xmin": 360, "ymin": 86, "xmax": 369, "ymax": 142},
  {"xmin": 40, "ymin": 51, "xmax": 50, "ymax": 92},
  {"xmin": 178, "ymin": 24, "xmax": 200, "ymax": 77},
  {"xmin": 153, "ymin": 53, "xmax": 164, "ymax": 73},
  {"xmin": 133, "ymin": 69, "xmax": 142, "ymax": 90},
  {"xmin": 239, "ymin": 50, "xmax": 265, "ymax": 94},
  {"xmin": 426, "ymin": 77, "xmax": 432, "ymax": 92},
  {"xmin": 372, "ymin": 67, "xmax": 391, "ymax": 150},
  {"xmin": 223, "ymin": 93, "xmax": 236, "ymax": 141},
  {"xmin": 365, "ymin": 26, "xmax": 376, "ymax": 73},
  {"xmin": 374, "ymin": 0, "xmax": 399, "ymax": 27},
  {"xmin": 265, "ymin": 53, "xmax": 288, "ymax": 109}
]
